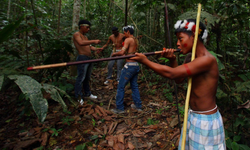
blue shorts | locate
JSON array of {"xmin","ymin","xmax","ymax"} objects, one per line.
[{"xmin": 178, "ymin": 110, "xmax": 226, "ymax": 150}]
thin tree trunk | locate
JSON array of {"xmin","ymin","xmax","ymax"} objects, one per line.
[
  {"xmin": 164, "ymin": 1, "xmax": 171, "ymax": 48},
  {"xmin": 57, "ymin": 0, "xmax": 62, "ymax": 33},
  {"xmin": 70, "ymin": 0, "xmax": 81, "ymax": 76},
  {"xmin": 25, "ymin": 0, "xmax": 29, "ymax": 66},
  {"xmin": 72, "ymin": 0, "xmax": 81, "ymax": 33},
  {"xmin": 7, "ymin": 0, "xmax": 11, "ymax": 20},
  {"xmin": 125, "ymin": 0, "xmax": 128, "ymax": 26},
  {"xmin": 30, "ymin": 0, "xmax": 44, "ymax": 60},
  {"xmin": 83, "ymin": 0, "xmax": 86, "ymax": 18}
]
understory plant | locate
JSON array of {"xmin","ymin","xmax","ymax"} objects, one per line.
[{"xmin": 0, "ymin": 75, "xmax": 76, "ymax": 122}]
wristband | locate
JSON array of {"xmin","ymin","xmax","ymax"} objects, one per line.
[{"xmin": 122, "ymin": 47, "xmax": 127, "ymax": 51}]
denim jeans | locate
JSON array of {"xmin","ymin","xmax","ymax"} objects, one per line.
[
  {"xmin": 116, "ymin": 62, "xmax": 141, "ymax": 110},
  {"xmin": 107, "ymin": 51, "xmax": 124, "ymax": 81},
  {"xmin": 75, "ymin": 55, "xmax": 93, "ymax": 99}
]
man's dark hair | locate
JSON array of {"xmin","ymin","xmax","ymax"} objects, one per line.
[
  {"xmin": 174, "ymin": 19, "xmax": 207, "ymax": 43},
  {"xmin": 112, "ymin": 27, "xmax": 118, "ymax": 31},
  {"xmin": 123, "ymin": 25, "xmax": 134, "ymax": 35},
  {"xmin": 78, "ymin": 20, "xmax": 91, "ymax": 29}
]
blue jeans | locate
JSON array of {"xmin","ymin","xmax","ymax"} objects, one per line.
[
  {"xmin": 75, "ymin": 55, "xmax": 93, "ymax": 99},
  {"xmin": 116, "ymin": 62, "xmax": 141, "ymax": 110},
  {"xmin": 107, "ymin": 52, "xmax": 124, "ymax": 81}
]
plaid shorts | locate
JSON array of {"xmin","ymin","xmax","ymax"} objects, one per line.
[{"xmin": 178, "ymin": 110, "xmax": 226, "ymax": 150}]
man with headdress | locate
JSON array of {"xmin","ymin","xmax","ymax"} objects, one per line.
[
  {"xmin": 73, "ymin": 19, "xmax": 103, "ymax": 105},
  {"xmin": 131, "ymin": 19, "xmax": 226, "ymax": 149},
  {"xmin": 100, "ymin": 27, "xmax": 125, "ymax": 85}
]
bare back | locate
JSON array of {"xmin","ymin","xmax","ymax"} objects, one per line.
[{"xmin": 73, "ymin": 32, "xmax": 92, "ymax": 56}]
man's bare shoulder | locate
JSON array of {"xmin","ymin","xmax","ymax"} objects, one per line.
[
  {"xmin": 195, "ymin": 55, "xmax": 217, "ymax": 68},
  {"xmin": 73, "ymin": 32, "xmax": 80, "ymax": 36},
  {"xmin": 73, "ymin": 32, "xmax": 81, "ymax": 38}
]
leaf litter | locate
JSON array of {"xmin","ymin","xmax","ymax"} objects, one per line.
[{"xmin": 0, "ymin": 67, "xmax": 183, "ymax": 149}]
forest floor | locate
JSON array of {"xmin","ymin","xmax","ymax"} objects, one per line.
[{"xmin": 0, "ymin": 66, "xmax": 187, "ymax": 150}]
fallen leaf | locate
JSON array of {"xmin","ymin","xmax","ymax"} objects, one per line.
[
  {"xmin": 132, "ymin": 130, "xmax": 144, "ymax": 137},
  {"xmin": 113, "ymin": 142, "xmax": 125, "ymax": 150},
  {"xmin": 127, "ymin": 142, "xmax": 135, "ymax": 150},
  {"xmin": 117, "ymin": 134, "xmax": 124, "ymax": 144}
]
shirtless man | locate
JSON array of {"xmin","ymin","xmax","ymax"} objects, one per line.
[
  {"xmin": 110, "ymin": 25, "xmax": 142, "ymax": 114},
  {"xmin": 73, "ymin": 19, "xmax": 103, "ymax": 105},
  {"xmin": 100, "ymin": 27, "xmax": 125, "ymax": 85},
  {"xmin": 131, "ymin": 19, "xmax": 226, "ymax": 149}
]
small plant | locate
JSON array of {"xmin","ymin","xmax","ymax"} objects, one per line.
[
  {"xmin": 148, "ymin": 89, "xmax": 157, "ymax": 95},
  {"xmin": 75, "ymin": 143, "xmax": 87, "ymax": 150},
  {"xmin": 92, "ymin": 118, "xmax": 96, "ymax": 127},
  {"xmin": 62, "ymin": 116, "xmax": 74, "ymax": 125},
  {"xmin": 172, "ymin": 104, "xmax": 184, "ymax": 117},
  {"xmin": 51, "ymin": 128, "xmax": 62, "ymax": 137},
  {"xmin": 90, "ymin": 135, "xmax": 99, "ymax": 144},
  {"xmin": 156, "ymin": 108, "xmax": 163, "ymax": 114},
  {"xmin": 147, "ymin": 118, "xmax": 154, "ymax": 125}
]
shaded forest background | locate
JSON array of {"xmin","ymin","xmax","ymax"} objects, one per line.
[{"xmin": 0, "ymin": 0, "xmax": 250, "ymax": 149}]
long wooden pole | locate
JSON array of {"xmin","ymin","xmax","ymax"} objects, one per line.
[
  {"xmin": 181, "ymin": 4, "xmax": 201, "ymax": 150},
  {"xmin": 27, "ymin": 49, "xmax": 180, "ymax": 71}
]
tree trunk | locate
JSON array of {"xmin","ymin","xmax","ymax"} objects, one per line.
[
  {"xmin": 57, "ymin": 0, "xmax": 62, "ymax": 33},
  {"xmin": 7, "ymin": 0, "xmax": 11, "ymax": 20},
  {"xmin": 124, "ymin": 0, "xmax": 128, "ymax": 26},
  {"xmin": 164, "ymin": 1, "xmax": 171, "ymax": 48},
  {"xmin": 30, "ymin": 0, "xmax": 44, "ymax": 60},
  {"xmin": 83, "ymin": 0, "xmax": 86, "ymax": 18},
  {"xmin": 25, "ymin": 0, "xmax": 29, "ymax": 66},
  {"xmin": 70, "ymin": 0, "xmax": 81, "ymax": 76},
  {"xmin": 72, "ymin": 0, "xmax": 81, "ymax": 32}
]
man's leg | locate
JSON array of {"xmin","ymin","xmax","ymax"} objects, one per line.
[
  {"xmin": 116, "ymin": 59, "xmax": 124, "ymax": 81},
  {"xmin": 107, "ymin": 52, "xmax": 115, "ymax": 80},
  {"xmin": 82, "ymin": 63, "xmax": 92, "ymax": 97},
  {"xmin": 75, "ymin": 56, "xmax": 87, "ymax": 99},
  {"xmin": 115, "ymin": 67, "xmax": 130, "ymax": 110},
  {"xmin": 130, "ymin": 66, "xmax": 142, "ymax": 109}
]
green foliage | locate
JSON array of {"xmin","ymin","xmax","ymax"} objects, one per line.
[
  {"xmin": 225, "ymin": 114, "xmax": 250, "ymax": 150},
  {"xmin": 0, "ymin": 15, "xmax": 25, "ymax": 44},
  {"xmin": 0, "ymin": 75, "xmax": 73, "ymax": 123},
  {"xmin": 147, "ymin": 118, "xmax": 159, "ymax": 125},
  {"xmin": 75, "ymin": 143, "xmax": 87, "ymax": 150},
  {"xmin": 51, "ymin": 128, "xmax": 62, "ymax": 137},
  {"xmin": 62, "ymin": 116, "xmax": 74, "ymax": 125},
  {"xmin": 92, "ymin": 118, "xmax": 96, "ymax": 127},
  {"xmin": 8, "ymin": 75, "xmax": 48, "ymax": 122}
]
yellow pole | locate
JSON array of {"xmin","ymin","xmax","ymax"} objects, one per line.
[{"xmin": 181, "ymin": 4, "xmax": 202, "ymax": 150}]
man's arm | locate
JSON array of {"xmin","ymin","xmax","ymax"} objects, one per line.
[
  {"xmin": 102, "ymin": 37, "xmax": 112, "ymax": 49},
  {"xmin": 90, "ymin": 46, "xmax": 103, "ymax": 51},
  {"xmin": 73, "ymin": 32, "xmax": 101, "ymax": 46},
  {"xmin": 111, "ymin": 38, "xmax": 129, "ymax": 57},
  {"xmin": 131, "ymin": 53, "xmax": 214, "ymax": 80}
]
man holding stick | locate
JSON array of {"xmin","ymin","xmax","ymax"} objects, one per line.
[
  {"xmin": 99, "ymin": 27, "xmax": 125, "ymax": 85},
  {"xmin": 131, "ymin": 19, "xmax": 226, "ymax": 149},
  {"xmin": 110, "ymin": 25, "xmax": 142, "ymax": 114},
  {"xmin": 73, "ymin": 19, "xmax": 103, "ymax": 105}
]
